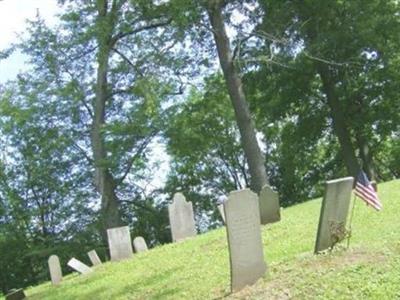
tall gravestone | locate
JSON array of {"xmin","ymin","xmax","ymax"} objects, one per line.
[
  {"xmin": 107, "ymin": 226, "xmax": 133, "ymax": 261},
  {"xmin": 259, "ymin": 185, "xmax": 281, "ymax": 224},
  {"xmin": 168, "ymin": 193, "xmax": 197, "ymax": 242},
  {"xmin": 224, "ymin": 189, "xmax": 267, "ymax": 292},
  {"xmin": 67, "ymin": 258, "xmax": 93, "ymax": 275},
  {"xmin": 133, "ymin": 236, "xmax": 148, "ymax": 253},
  {"xmin": 88, "ymin": 250, "xmax": 102, "ymax": 266},
  {"xmin": 314, "ymin": 177, "xmax": 354, "ymax": 253},
  {"xmin": 48, "ymin": 255, "xmax": 62, "ymax": 285}
]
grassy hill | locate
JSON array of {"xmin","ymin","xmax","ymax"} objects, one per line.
[{"xmin": 18, "ymin": 180, "xmax": 400, "ymax": 299}]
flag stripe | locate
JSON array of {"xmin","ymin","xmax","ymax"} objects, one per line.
[
  {"xmin": 354, "ymin": 171, "xmax": 382, "ymax": 211},
  {"xmin": 356, "ymin": 184, "xmax": 380, "ymax": 205}
]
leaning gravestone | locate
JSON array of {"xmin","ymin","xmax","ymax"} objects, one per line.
[
  {"xmin": 224, "ymin": 189, "xmax": 267, "ymax": 292},
  {"xmin": 133, "ymin": 236, "xmax": 148, "ymax": 253},
  {"xmin": 259, "ymin": 185, "xmax": 281, "ymax": 224},
  {"xmin": 67, "ymin": 258, "xmax": 93, "ymax": 275},
  {"xmin": 218, "ymin": 203, "xmax": 225, "ymax": 223},
  {"xmin": 48, "ymin": 255, "xmax": 62, "ymax": 285},
  {"xmin": 5, "ymin": 289, "xmax": 26, "ymax": 300},
  {"xmin": 168, "ymin": 193, "xmax": 197, "ymax": 242},
  {"xmin": 107, "ymin": 226, "xmax": 133, "ymax": 261},
  {"xmin": 314, "ymin": 177, "xmax": 354, "ymax": 253},
  {"xmin": 88, "ymin": 250, "xmax": 102, "ymax": 266}
]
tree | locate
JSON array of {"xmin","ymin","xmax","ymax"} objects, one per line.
[{"xmin": 205, "ymin": 0, "xmax": 270, "ymax": 194}]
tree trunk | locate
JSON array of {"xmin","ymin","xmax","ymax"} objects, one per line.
[
  {"xmin": 207, "ymin": 1, "xmax": 269, "ymax": 194},
  {"xmin": 317, "ymin": 64, "xmax": 361, "ymax": 178},
  {"xmin": 356, "ymin": 135, "xmax": 376, "ymax": 180},
  {"xmin": 91, "ymin": 3, "xmax": 123, "ymax": 231}
]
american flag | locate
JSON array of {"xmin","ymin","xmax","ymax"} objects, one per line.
[{"xmin": 354, "ymin": 171, "xmax": 382, "ymax": 211}]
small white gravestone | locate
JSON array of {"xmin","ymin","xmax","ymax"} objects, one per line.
[
  {"xmin": 133, "ymin": 236, "xmax": 148, "ymax": 253},
  {"xmin": 224, "ymin": 189, "xmax": 267, "ymax": 292},
  {"xmin": 315, "ymin": 177, "xmax": 354, "ymax": 253},
  {"xmin": 168, "ymin": 193, "xmax": 197, "ymax": 242},
  {"xmin": 107, "ymin": 226, "xmax": 133, "ymax": 261},
  {"xmin": 67, "ymin": 258, "xmax": 93, "ymax": 275},
  {"xmin": 218, "ymin": 203, "xmax": 225, "ymax": 223},
  {"xmin": 87, "ymin": 250, "xmax": 102, "ymax": 266},
  {"xmin": 48, "ymin": 255, "xmax": 62, "ymax": 285},
  {"xmin": 259, "ymin": 185, "xmax": 281, "ymax": 225}
]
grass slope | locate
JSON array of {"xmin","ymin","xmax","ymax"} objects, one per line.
[{"xmin": 23, "ymin": 180, "xmax": 400, "ymax": 299}]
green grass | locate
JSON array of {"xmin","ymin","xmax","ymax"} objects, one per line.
[{"xmin": 21, "ymin": 180, "xmax": 400, "ymax": 299}]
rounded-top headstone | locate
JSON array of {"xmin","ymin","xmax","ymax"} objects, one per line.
[
  {"xmin": 48, "ymin": 255, "xmax": 62, "ymax": 285},
  {"xmin": 259, "ymin": 185, "xmax": 281, "ymax": 225},
  {"xmin": 168, "ymin": 193, "xmax": 197, "ymax": 242},
  {"xmin": 133, "ymin": 236, "xmax": 148, "ymax": 253}
]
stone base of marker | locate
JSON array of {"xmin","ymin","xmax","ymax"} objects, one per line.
[
  {"xmin": 259, "ymin": 185, "xmax": 281, "ymax": 225},
  {"xmin": 5, "ymin": 289, "xmax": 26, "ymax": 300},
  {"xmin": 224, "ymin": 189, "xmax": 267, "ymax": 292}
]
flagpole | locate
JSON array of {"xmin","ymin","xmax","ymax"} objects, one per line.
[{"xmin": 347, "ymin": 192, "xmax": 357, "ymax": 249}]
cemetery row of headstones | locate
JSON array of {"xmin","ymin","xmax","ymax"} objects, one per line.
[
  {"xmin": 43, "ymin": 176, "xmax": 355, "ymax": 295},
  {"xmin": 48, "ymin": 228, "xmax": 149, "ymax": 285}
]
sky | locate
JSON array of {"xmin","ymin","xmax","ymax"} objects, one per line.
[{"xmin": 0, "ymin": 0, "xmax": 60, "ymax": 82}]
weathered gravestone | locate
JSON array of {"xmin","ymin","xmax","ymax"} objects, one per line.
[
  {"xmin": 259, "ymin": 185, "xmax": 281, "ymax": 224},
  {"xmin": 48, "ymin": 255, "xmax": 62, "ymax": 285},
  {"xmin": 5, "ymin": 289, "xmax": 25, "ymax": 300},
  {"xmin": 107, "ymin": 226, "xmax": 133, "ymax": 261},
  {"xmin": 168, "ymin": 193, "xmax": 197, "ymax": 242},
  {"xmin": 224, "ymin": 189, "xmax": 267, "ymax": 292},
  {"xmin": 133, "ymin": 236, "xmax": 148, "ymax": 253},
  {"xmin": 67, "ymin": 258, "xmax": 93, "ymax": 275},
  {"xmin": 218, "ymin": 203, "xmax": 225, "ymax": 223},
  {"xmin": 314, "ymin": 177, "xmax": 354, "ymax": 253},
  {"xmin": 88, "ymin": 250, "xmax": 102, "ymax": 266}
]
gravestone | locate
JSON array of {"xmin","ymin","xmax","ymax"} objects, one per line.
[
  {"xmin": 168, "ymin": 193, "xmax": 197, "ymax": 242},
  {"xmin": 218, "ymin": 203, "xmax": 225, "ymax": 223},
  {"xmin": 88, "ymin": 250, "xmax": 102, "ymax": 266},
  {"xmin": 133, "ymin": 236, "xmax": 148, "ymax": 253},
  {"xmin": 314, "ymin": 177, "xmax": 354, "ymax": 253},
  {"xmin": 107, "ymin": 226, "xmax": 133, "ymax": 261},
  {"xmin": 224, "ymin": 189, "xmax": 267, "ymax": 292},
  {"xmin": 259, "ymin": 185, "xmax": 281, "ymax": 224},
  {"xmin": 48, "ymin": 255, "xmax": 62, "ymax": 285},
  {"xmin": 5, "ymin": 289, "xmax": 25, "ymax": 300},
  {"xmin": 67, "ymin": 258, "xmax": 93, "ymax": 275}
]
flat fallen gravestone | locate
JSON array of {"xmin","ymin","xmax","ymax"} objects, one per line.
[
  {"xmin": 259, "ymin": 185, "xmax": 281, "ymax": 224},
  {"xmin": 224, "ymin": 189, "xmax": 267, "ymax": 292},
  {"xmin": 314, "ymin": 176, "xmax": 354, "ymax": 253},
  {"xmin": 107, "ymin": 226, "xmax": 133, "ymax": 261},
  {"xmin": 133, "ymin": 236, "xmax": 148, "ymax": 253},
  {"xmin": 168, "ymin": 193, "xmax": 197, "ymax": 242},
  {"xmin": 88, "ymin": 250, "xmax": 102, "ymax": 266},
  {"xmin": 48, "ymin": 255, "xmax": 62, "ymax": 285},
  {"xmin": 67, "ymin": 258, "xmax": 93, "ymax": 275},
  {"xmin": 5, "ymin": 289, "xmax": 25, "ymax": 300}
]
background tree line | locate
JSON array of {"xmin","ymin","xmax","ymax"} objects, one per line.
[{"xmin": 0, "ymin": 0, "xmax": 399, "ymax": 293}]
